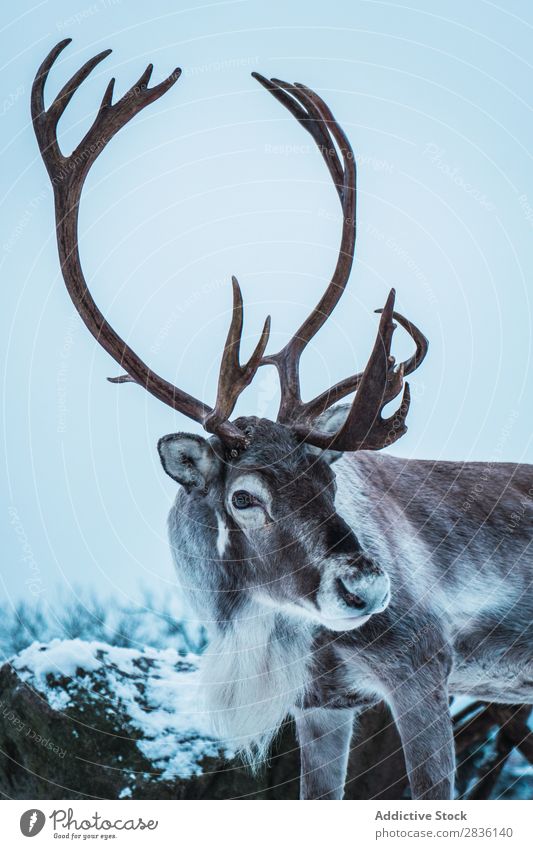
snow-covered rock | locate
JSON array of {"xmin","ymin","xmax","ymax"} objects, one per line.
[
  {"xmin": 13, "ymin": 639, "xmax": 232, "ymax": 782},
  {"xmin": 0, "ymin": 638, "xmax": 300, "ymax": 799}
]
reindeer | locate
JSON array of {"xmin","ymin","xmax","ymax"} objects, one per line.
[{"xmin": 33, "ymin": 40, "xmax": 532, "ymax": 800}]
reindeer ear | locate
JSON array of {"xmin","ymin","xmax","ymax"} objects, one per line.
[
  {"xmin": 157, "ymin": 433, "xmax": 221, "ymax": 494},
  {"xmin": 306, "ymin": 405, "xmax": 350, "ymax": 465}
]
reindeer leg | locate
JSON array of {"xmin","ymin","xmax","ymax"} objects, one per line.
[
  {"xmin": 293, "ymin": 707, "xmax": 355, "ymax": 799},
  {"xmin": 387, "ymin": 671, "xmax": 455, "ymax": 800}
]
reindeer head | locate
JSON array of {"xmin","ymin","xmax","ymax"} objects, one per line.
[
  {"xmin": 33, "ymin": 40, "xmax": 428, "ymax": 634},
  {"xmin": 158, "ymin": 415, "xmax": 393, "ymax": 632}
]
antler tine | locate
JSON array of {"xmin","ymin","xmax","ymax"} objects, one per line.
[
  {"xmin": 47, "ymin": 48, "xmax": 113, "ymax": 126},
  {"xmin": 204, "ymin": 277, "xmax": 271, "ymax": 436},
  {"xmin": 32, "ymin": 40, "xmax": 252, "ymax": 449},
  {"xmin": 252, "ymin": 74, "xmax": 356, "ymax": 422},
  {"xmin": 299, "ymin": 309, "xmax": 428, "ymax": 421},
  {"xmin": 295, "ymin": 290, "xmax": 412, "ymax": 451},
  {"xmin": 376, "ymin": 307, "xmax": 428, "ymax": 379},
  {"xmin": 31, "ymin": 38, "xmax": 74, "ymax": 171},
  {"xmin": 252, "ymin": 73, "xmax": 344, "ymax": 195}
]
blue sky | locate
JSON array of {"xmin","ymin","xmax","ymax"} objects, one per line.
[{"xmin": 1, "ymin": 0, "xmax": 532, "ymax": 609}]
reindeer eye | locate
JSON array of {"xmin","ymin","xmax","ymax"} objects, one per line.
[{"xmin": 232, "ymin": 490, "xmax": 257, "ymax": 510}]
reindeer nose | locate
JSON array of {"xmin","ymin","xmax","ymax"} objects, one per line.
[{"xmin": 335, "ymin": 571, "xmax": 390, "ymax": 616}]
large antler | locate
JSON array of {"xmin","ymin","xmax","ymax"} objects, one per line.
[
  {"xmin": 252, "ymin": 75, "xmax": 428, "ymax": 451},
  {"xmin": 32, "ymin": 40, "xmax": 268, "ymax": 449},
  {"xmin": 33, "ymin": 41, "xmax": 427, "ymax": 455}
]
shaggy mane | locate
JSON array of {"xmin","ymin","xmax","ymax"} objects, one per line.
[{"xmin": 200, "ymin": 606, "xmax": 312, "ymax": 766}]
